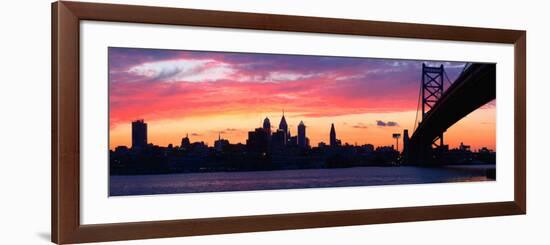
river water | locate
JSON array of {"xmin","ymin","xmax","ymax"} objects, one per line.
[{"xmin": 109, "ymin": 165, "xmax": 494, "ymax": 196}]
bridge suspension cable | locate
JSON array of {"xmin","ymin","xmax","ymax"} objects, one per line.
[
  {"xmin": 441, "ymin": 62, "xmax": 473, "ymax": 91},
  {"xmin": 443, "ymin": 69, "xmax": 452, "ymax": 89},
  {"xmin": 413, "ymin": 68, "xmax": 423, "ymax": 132}
]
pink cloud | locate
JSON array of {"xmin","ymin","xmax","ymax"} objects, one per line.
[{"xmin": 109, "ymin": 48, "xmax": 467, "ymax": 128}]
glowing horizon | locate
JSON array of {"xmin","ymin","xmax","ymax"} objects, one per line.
[{"xmin": 109, "ymin": 47, "xmax": 496, "ymax": 151}]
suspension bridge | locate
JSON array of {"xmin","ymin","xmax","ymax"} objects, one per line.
[{"xmin": 403, "ymin": 63, "xmax": 496, "ymax": 165}]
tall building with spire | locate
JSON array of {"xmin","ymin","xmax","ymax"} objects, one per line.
[
  {"xmin": 277, "ymin": 110, "xmax": 291, "ymax": 144},
  {"xmin": 278, "ymin": 111, "xmax": 288, "ymax": 135},
  {"xmin": 298, "ymin": 121, "xmax": 306, "ymax": 148},
  {"xmin": 330, "ymin": 123, "xmax": 337, "ymax": 147}
]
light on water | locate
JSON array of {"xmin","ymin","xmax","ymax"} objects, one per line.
[{"xmin": 110, "ymin": 165, "xmax": 494, "ymax": 196}]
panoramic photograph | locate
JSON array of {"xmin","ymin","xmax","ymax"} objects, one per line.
[{"xmin": 108, "ymin": 47, "xmax": 496, "ymax": 196}]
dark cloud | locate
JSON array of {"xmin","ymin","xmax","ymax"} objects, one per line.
[
  {"xmin": 191, "ymin": 133, "xmax": 201, "ymax": 136},
  {"xmin": 376, "ymin": 120, "xmax": 399, "ymax": 127},
  {"xmin": 225, "ymin": 128, "xmax": 239, "ymax": 132},
  {"xmin": 376, "ymin": 120, "xmax": 386, "ymax": 126},
  {"xmin": 108, "ymin": 47, "xmax": 184, "ymax": 71},
  {"xmin": 352, "ymin": 123, "xmax": 368, "ymax": 129},
  {"xmin": 110, "ymin": 47, "xmax": 467, "ymax": 87}
]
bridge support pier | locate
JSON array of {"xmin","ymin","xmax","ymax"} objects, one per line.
[
  {"xmin": 405, "ymin": 137, "xmax": 435, "ymax": 166},
  {"xmin": 422, "ymin": 64, "xmax": 445, "ymax": 149}
]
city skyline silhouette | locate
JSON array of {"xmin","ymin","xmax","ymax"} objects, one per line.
[
  {"xmin": 113, "ymin": 109, "xmax": 495, "ymax": 155},
  {"xmin": 109, "ymin": 47, "xmax": 495, "ymax": 151}
]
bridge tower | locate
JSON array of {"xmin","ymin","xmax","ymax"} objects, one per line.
[{"xmin": 421, "ymin": 64, "xmax": 445, "ymax": 148}]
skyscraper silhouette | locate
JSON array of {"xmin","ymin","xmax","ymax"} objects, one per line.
[
  {"xmin": 278, "ymin": 111, "xmax": 288, "ymax": 134},
  {"xmin": 278, "ymin": 110, "xmax": 290, "ymax": 143},
  {"xmin": 131, "ymin": 119, "xmax": 147, "ymax": 150},
  {"xmin": 330, "ymin": 123, "xmax": 337, "ymax": 147},
  {"xmin": 263, "ymin": 117, "xmax": 271, "ymax": 135},
  {"xmin": 298, "ymin": 121, "xmax": 306, "ymax": 148},
  {"xmin": 271, "ymin": 130, "xmax": 286, "ymax": 147},
  {"xmin": 246, "ymin": 128, "xmax": 269, "ymax": 153},
  {"xmin": 180, "ymin": 133, "xmax": 191, "ymax": 148}
]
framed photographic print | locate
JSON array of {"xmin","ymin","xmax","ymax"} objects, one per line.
[{"xmin": 52, "ymin": 1, "xmax": 526, "ymax": 244}]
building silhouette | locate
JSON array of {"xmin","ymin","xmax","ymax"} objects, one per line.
[
  {"xmin": 288, "ymin": 135, "xmax": 298, "ymax": 146},
  {"xmin": 180, "ymin": 133, "xmax": 191, "ymax": 148},
  {"xmin": 112, "ymin": 115, "xmax": 497, "ymax": 178},
  {"xmin": 330, "ymin": 123, "xmax": 341, "ymax": 147},
  {"xmin": 246, "ymin": 128, "xmax": 269, "ymax": 153},
  {"xmin": 278, "ymin": 111, "xmax": 289, "ymax": 142},
  {"xmin": 459, "ymin": 142, "xmax": 471, "ymax": 151},
  {"xmin": 214, "ymin": 133, "xmax": 229, "ymax": 152},
  {"xmin": 298, "ymin": 121, "xmax": 307, "ymax": 148},
  {"xmin": 271, "ymin": 129, "xmax": 286, "ymax": 148},
  {"xmin": 131, "ymin": 119, "xmax": 147, "ymax": 150},
  {"xmin": 263, "ymin": 117, "xmax": 271, "ymax": 135}
]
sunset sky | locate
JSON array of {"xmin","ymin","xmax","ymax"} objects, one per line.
[{"xmin": 109, "ymin": 47, "xmax": 496, "ymax": 151}]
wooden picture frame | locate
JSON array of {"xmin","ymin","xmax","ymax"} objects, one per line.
[{"xmin": 52, "ymin": 1, "xmax": 526, "ymax": 244}]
